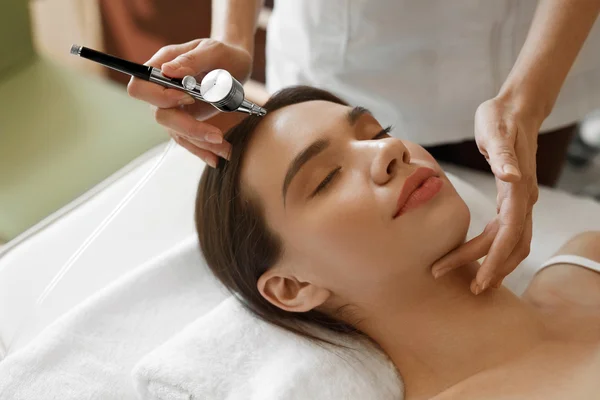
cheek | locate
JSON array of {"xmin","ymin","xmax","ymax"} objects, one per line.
[
  {"xmin": 306, "ymin": 199, "xmax": 373, "ymax": 252},
  {"xmin": 288, "ymin": 191, "xmax": 417, "ymax": 289},
  {"xmin": 288, "ymin": 190, "xmax": 389, "ymax": 279}
]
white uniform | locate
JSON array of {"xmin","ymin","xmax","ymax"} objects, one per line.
[{"xmin": 266, "ymin": 0, "xmax": 600, "ymax": 145}]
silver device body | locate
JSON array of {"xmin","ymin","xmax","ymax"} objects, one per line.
[{"xmin": 149, "ymin": 68, "xmax": 267, "ymax": 116}]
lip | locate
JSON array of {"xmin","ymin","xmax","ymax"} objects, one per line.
[{"xmin": 393, "ymin": 167, "xmax": 440, "ymax": 218}]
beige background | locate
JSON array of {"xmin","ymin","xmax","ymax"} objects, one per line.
[{"xmin": 29, "ymin": 0, "xmax": 105, "ymax": 75}]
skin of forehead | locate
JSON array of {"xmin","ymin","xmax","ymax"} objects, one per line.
[{"xmin": 242, "ymin": 100, "xmax": 351, "ymax": 182}]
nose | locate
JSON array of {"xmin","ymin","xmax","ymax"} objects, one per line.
[{"xmin": 370, "ymin": 138, "xmax": 410, "ymax": 186}]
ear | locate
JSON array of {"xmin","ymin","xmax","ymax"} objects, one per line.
[{"xmin": 257, "ymin": 268, "xmax": 331, "ymax": 313}]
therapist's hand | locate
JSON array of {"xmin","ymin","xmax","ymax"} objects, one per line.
[
  {"xmin": 127, "ymin": 38, "xmax": 253, "ymax": 167},
  {"xmin": 432, "ymin": 95, "xmax": 542, "ymax": 294}
]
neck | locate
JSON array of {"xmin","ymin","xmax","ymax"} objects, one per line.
[{"xmin": 356, "ymin": 262, "xmax": 548, "ymax": 399}]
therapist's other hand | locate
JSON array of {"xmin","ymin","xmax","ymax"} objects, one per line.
[
  {"xmin": 432, "ymin": 96, "xmax": 542, "ymax": 294},
  {"xmin": 127, "ymin": 38, "xmax": 252, "ymax": 167}
]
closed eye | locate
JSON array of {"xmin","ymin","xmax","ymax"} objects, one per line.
[
  {"xmin": 309, "ymin": 126, "xmax": 392, "ymax": 198},
  {"xmin": 373, "ymin": 125, "xmax": 393, "ymax": 140},
  {"xmin": 310, "ymin": 166, "xmax": 342, "ymax": 197}
]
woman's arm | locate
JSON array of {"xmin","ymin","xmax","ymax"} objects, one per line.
[
  {"xmin": 211, "ymin": 0, "xmax": 264, "ymax": 57},
  {"xmin": 433, "ymin": 0, "xmax": 600, "ymax": 293},
  {"xmin": 498, "ymin": 0, "xmax": 600, "ymax": 121}
]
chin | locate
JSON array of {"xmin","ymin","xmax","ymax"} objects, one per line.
[{"xmin": 423, "ymin": 190, "xmax": 471, "ymax": 262}]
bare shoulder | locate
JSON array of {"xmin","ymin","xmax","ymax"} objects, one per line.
[
  {"xmin": 523, "ymin": 231, "xmax": 600, "ymax": 309},
  {"xmin": 431, "ymin": 342, "xmax": 600, "ymax": 400}
]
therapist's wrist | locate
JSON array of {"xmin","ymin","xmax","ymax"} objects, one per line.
[
  {"xmin": 496, "ymin": 85, "xmax": 548, "ymax": 134},
  {"xmin": 218, "ymin": 38, "xmax": 255, "ymax": 59},
  {"xmin": 211, "ymin": 26, "xmax": 256, "ymax": 59}
]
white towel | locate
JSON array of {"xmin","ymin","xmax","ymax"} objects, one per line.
[
  {"xmin": 0, "ymin": 236, "xmax": 228, "ymax": 400},
  {"xmin": 0, "ymin": 171, "xmax": 495, "ymax": 400},
  {"xmin": 132, "ymin": 297, "xmax": 403, "ymax": 400},
  {"xmin": 7, "ymin": 171, "xmax": 593, "ymax": 400}
]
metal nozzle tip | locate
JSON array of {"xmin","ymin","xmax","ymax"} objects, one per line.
[
  {"xmin": 70, "ymin": 44, "xmax": 82, "ymax": 56},
  {"xmin": 257, "ymin": 108, "xmax": 267, "ymax": 116}
]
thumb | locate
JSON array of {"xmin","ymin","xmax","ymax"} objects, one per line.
[
  {"xmin": 486, "ymin": 139, "xmax": 522, "ymax": 182},
  {"xmin": 161, "ymin": 41, "xmax": 221, "ymax": 78}
]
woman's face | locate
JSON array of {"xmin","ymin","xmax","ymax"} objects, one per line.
[{"xmin": 241, "ymin": 100, "xmax": 470, "ymax": 306}]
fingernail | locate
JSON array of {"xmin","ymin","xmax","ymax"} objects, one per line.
[
  {"xmin": 218, "ymin": 149, "xmax": 231, "ymax": 160},
  {"xmin": 503, "ymin": 164, "xmax": 520, "ymax": 177},
  {"xmin": 470, "ymin": 280, "xmax": 478, "ymax": 294},
  {"xmin": 178, "ymin": 96, "xmax": 195, "ymax": 106},
  {"xmin": 432, "ymin": 267, "xmax": 449, "ymax": 279},
  {"xmin": 480, "ymin": 279, "xmax": 490, "ymax": 293},
  {"xmin": 205, "ymin": 157, "xmax": 217, "ymax": 168},
  {"xmin": 205, "ymin": 133, "xmax": 223, "ymax": 144}
]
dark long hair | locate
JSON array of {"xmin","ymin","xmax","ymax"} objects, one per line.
[{"xmin": 195, "ymin": 86, "xmax": 363, "ymax": 345}]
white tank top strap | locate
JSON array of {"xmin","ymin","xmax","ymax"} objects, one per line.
[{"xmin": 539, "ymin": 255, "xmax": 600, "ymax": 274}]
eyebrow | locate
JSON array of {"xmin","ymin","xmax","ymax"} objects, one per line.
[
  {"xmin": 281, "ymin": 106, "xmax": 372, "ymax": 205},
  {"xmin": 347, "ymin": 106, "xmax": 371, "ymax": 125}
]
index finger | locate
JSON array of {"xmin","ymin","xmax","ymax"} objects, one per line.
[
  {"xmin": 487, "ymin": 212, "xmax": 533, "ymax": 288},
  {"xmin": 475, "ymin": 184, "xmax": 529, "ymax": 289},
  {"xmin": 127, "ymin": 40, "xmax": 201, "ymax": 108},
  {"xmin": 431, "ymin": 221, "xmax": 497, "ymax": 278},
  {"xmin": 145, "ymin": 39, "xmax": 203, "ymax": 69}
]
